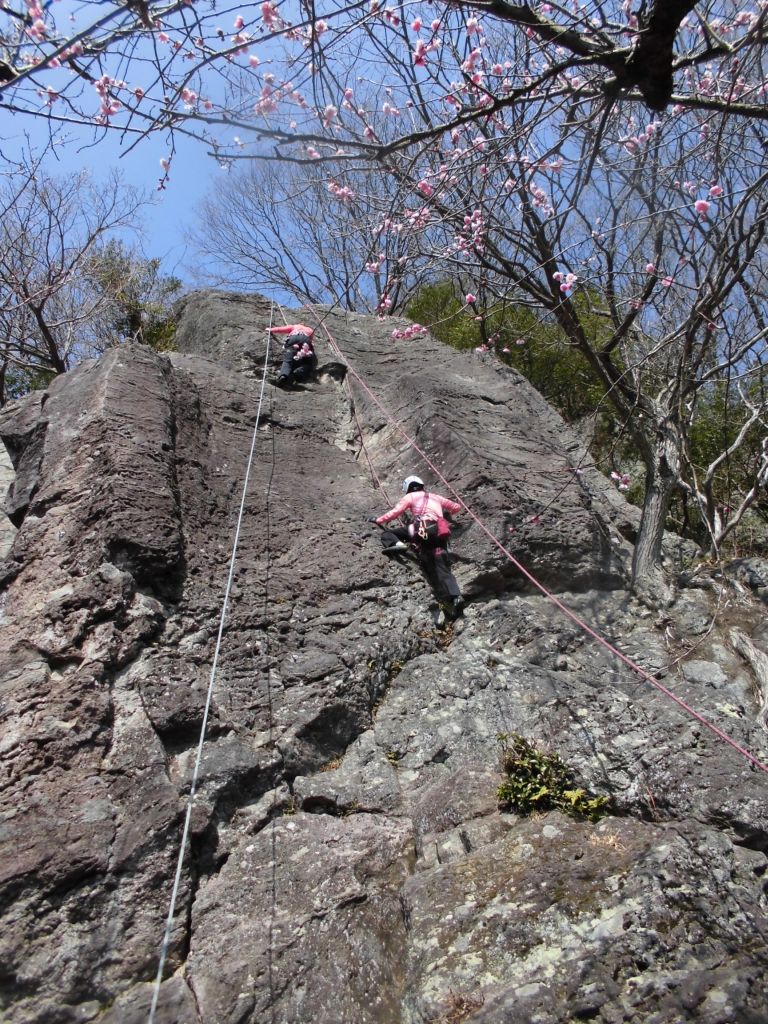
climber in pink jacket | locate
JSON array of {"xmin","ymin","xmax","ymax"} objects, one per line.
[
  {"xmin": 268, "ymin": 323, "xmax": 317, "ymax": 386},
  {"xmin": 371, "ymin": 475, "xmax": 464, "ymax": 616}
]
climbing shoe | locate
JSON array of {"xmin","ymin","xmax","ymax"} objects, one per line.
[
  {"xmin": 275, "ymin": 375, "xmax": 290, "ymax": 388},
  {"xmin": 383, "ymin": 541, "xmax": 409, "ymax": 554},
  {"xmin": 450, "ymin": 596, "xmax": 465, "ymax": 617}
]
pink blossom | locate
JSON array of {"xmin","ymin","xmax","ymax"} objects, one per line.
[
  {"xmin": 431, "ymin": 19, "xmax": 441, "ymax": 31},
  {"xmin": 465, "ymin": 293, "xmax": 477, "ymax": 304},
  {"xmin": 645, "ymin": 263, "xmax": 656, "ymax": 274},
  {"xmin": 417, "ymin": 180, "xmax": 434, "ymax": 197},
  {"xmin": 411, "ymin": 17, "xmax": 422, "ymax": 32},
  {"xmin": 694, "ymin": 199, "xmax": 711, "ymax": 218},
  {"xmin": 662, "ymin": 276, "xmax": 674, "ymax": 288},
  {"xmin": 314, "ymin": 19, "xmax": 327, "ymax": 34},
  {"xmin": 234, "ymin": 15, "xmax": 245, "ymax": 29},
  {"xmin": 502, "ymin": 347, "xmax": 511, "ymax": 354},
  {"xmin": 709, "ymin": 184, "xmax": 723, "ymax": 197},
  {"xmin": 249, "ymin": 55, "xmax": 260, "ymax": 67},
  {"xmin": 515, "ymin": 337, "xmax": 526, "ymax": 346},
  {"xmin": 466, "ymin": 17, "xmax": 480, "ymax": 35},
  {"xmin": 160, "ymin": 157, "xmax": 171, "ymax": 171},
  {"xmin": 413, "ymin": 40, "xmax": 428, "ymax": 65}
]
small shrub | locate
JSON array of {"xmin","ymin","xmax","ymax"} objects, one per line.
[{"xmin": 496, "ymin": 733, "xmax": 609, "ymax": 822}]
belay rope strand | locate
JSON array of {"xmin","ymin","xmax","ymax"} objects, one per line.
[
  {"xmin": 147, "ymin": 302, "xmax": 276, "ymax": 1024},
  {"xmin": 311, "ymin": 311, "xmax": 768, "ymax": 778}
]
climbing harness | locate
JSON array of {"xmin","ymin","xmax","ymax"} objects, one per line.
[
  {"xmin": 311, "ymin": 312, "xmax": 768, "ymax": 778},
  {"xmin": 147, "ymin": 302, "xmax": 276, "ymax": 1024}
]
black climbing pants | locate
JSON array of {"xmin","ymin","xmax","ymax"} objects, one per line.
[
  {"xmin": 380, "ymin": 528, "xmax": 461, "ymax": 601},
  {"xmin": 280, "ymin": 349, "xmax": 317, "ymax": 384}
]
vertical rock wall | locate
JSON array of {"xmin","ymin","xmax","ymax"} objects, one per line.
[{"xmin": 0, "ymin": 292, "xmax": 766, "ymax": 1024}]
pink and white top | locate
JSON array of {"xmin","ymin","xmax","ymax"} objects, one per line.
[
  {"xmin": 269, "ymin": 323, "xmax": 315, "ymax": 341},
  {"xmin": 376, "ymin": 490, "xmax": 462, "ymax": 526}
]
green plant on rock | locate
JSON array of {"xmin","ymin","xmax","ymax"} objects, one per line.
[{"xmin": 496, "ymin": 733, "xmax": 609, "ymax": 823}]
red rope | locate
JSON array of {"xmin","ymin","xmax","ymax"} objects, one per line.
[{"xmin": 318, "ymin": 319, "xmax": 768, "ymax": 777}]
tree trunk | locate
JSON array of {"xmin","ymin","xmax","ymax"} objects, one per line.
[{"xmin": 630, "ymin": 427, "xmax": 682, "ymax": 606}]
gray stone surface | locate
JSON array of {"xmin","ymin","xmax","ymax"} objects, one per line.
[
  {"xmin": 0, "ymin": 441, "xmax": 14, "ymax": 557},
  {"xmin": 0, "ymin": 291, "xmax": 766, "ymax": 1024}
]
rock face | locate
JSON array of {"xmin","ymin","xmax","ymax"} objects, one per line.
[{"xmin": 1, "ymin": 291, "xmax": 767, "ymax": 1024}]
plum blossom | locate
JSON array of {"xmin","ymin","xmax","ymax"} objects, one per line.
[
  {"xmin": 645, "ymin": 262, "xmax": 656, "ymax": 274},
  {"xmin": 553, "ymin": 270, "xmax": 577, "ymax": 293},
  {"xmin": 465, "ymin": 293, "xmax": 477, "ymax": 304},
  {"xmin": 694, "ymin": 199, "xmax": 711, "ymax": 218},
  {"xmin": 413, "ymin": 40, "xmax": 428, "ymax": 66},
  {"xmin": 328, "ymin": 181, "xmax": 354, "ymax": 201},
  {"xmin": 261, "ymin": 3, "xmax": 278, "ymax": 27},
  {"xmin": 411, "ymin": 17, "xmax": 422, "ymax": 32},
  {"xmin": 26, "ymin": 17, "xmax": 47, "ymax": 40},
  {"xmin": 709, "ymin": 184, "xmax": 723, "ymax": 197},
  {"xmin": 611, "ymin": 471, "xmax": 631, "ymax": 491},
  {"xmin": 417, "ymin": 180, "xmax": 434, "ymax": 197},
  {"xmin": 391, "ymin": 323, "xmax": 428, "ymax": 340}
]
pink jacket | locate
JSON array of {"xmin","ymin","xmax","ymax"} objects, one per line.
[
  {"xmin": 376, "ymin": 490, "xmax": 461, "ymax": 526},
  {"xmin": 269, "ymin": 323, "xmax": 315, "ymax": 340}
]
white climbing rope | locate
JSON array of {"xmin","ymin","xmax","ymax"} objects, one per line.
[{"xmin": 148, "ymin": 302, "xmax": 276, "ymax": 1023}]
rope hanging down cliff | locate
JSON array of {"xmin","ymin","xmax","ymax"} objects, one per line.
[
  {"xmin": 312, "ymin": 313, "xmax": 768, "ymax": 778},
  {"xmin": 147, "ymin": 303, "xmax": 277, "ymax": 1024}
]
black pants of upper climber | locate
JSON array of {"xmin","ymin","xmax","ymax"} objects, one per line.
[
  {"xmin": 380, "ymin": 528, "xmax": 461, "ymax": 601},
  {"xmin": 279, "ymin": 351, "xmax": 317, "ymax": 384}
]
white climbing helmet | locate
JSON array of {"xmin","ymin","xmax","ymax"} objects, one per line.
[{"xmin": 403, "ymin": 475, "xmax": 425, "ymax": 493}]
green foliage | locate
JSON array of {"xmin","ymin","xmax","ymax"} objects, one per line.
[
  {"xmin": 406, "ymin": 280, "xmax": 614, "ymax": 424},
  {"xmin": 407, "ymin": 279, "xmax": 768, "ymax": 559},
  {"xmin": 1, "ymin": 364, "xmax": 56, "ymax": 404},
  {"xmin": 84, "ymin": 239, "xmax": 181, "ymax": 352},
  {"xmin": 496, "ymin": 733, "xmax": 609, "ymax": 822}
]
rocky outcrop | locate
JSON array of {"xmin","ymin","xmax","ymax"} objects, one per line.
[{"xmin": 1, "ymin": 291, "xmax": 767, "ymax": 1024}]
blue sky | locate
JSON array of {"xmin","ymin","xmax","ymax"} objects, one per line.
[{"xmin": 4, "ymin": 112, "xmax": 222, "ymax": 285}]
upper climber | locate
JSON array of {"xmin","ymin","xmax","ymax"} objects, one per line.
[{"xmin": 268, "ymin": 323, "xmax": 317, "ymax": 387}]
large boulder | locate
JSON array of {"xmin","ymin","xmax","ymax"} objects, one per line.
[{"xmin": 0, "ymin": 291, "xmax": 766, "ymax": 1024}]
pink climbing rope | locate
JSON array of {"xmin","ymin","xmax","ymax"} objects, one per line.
[{"xmin": 317, "ymin": 317, "xmax": 768, "ymax": 777}]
